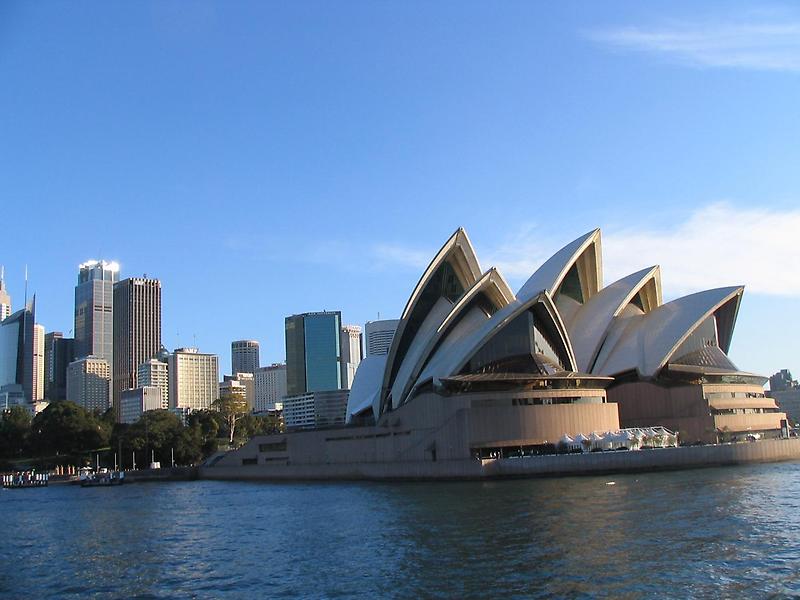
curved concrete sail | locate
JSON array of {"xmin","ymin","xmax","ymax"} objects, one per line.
[
  {"xmin": 379, "ymin": 228, "xmax": 482, "ymax": 415},
  {"xmin": 391, "ymin": 268, "xmax": 515, "ymax": 408},
  {"xmin": 413, "ymin": 290, "xmax": 578, "ymax": 397},
  {"xmin": 516, "ymin": 229, "xmax": 603, "ymax": 316},
  {"xmin": 568, "ymin": 266, "xmax": 662, "ymax": 372},
  {"xmin": 389, "ymin": 297, "xmax": 454, "ymax": 410},
  {"xmin": 345, "ymin": 354, "xmax": 388, "ymax": 424},
  {"xmin": 591, "ymin": 286, "xmax": 744, "ymax": 377}
]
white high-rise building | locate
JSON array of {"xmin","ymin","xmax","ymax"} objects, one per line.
[
  {"xmin": 364, "ymin": 319, "xmax": 400, "ymax": 357},
  {"xmin": 254, "ymin": 363, "xmax": 287, "ymax": 412},
  {"xmin": 32, "ymin": 324, "xmax": 45, "ymax": 401},
  {"xmin": 168, "ymin": 347, "xmax": 219, "ymax": 411},
  {"xmin": 340, "ymin": 324, "xmax": 363, "ymax": 390},
  {"xmin": 138, "ymin": 358, "xmax": 170, "ymax": 409},
  {"xmin": 66, "ymin": 356, "xmax": 111, "ymax": 412},
  {"xmin": 0, "ymin": 266, "xmax": 10, "ymax": 321}
]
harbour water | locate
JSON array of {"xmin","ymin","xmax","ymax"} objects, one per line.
[{"xmin": 3, "ymin": 462, "xmax": 800, "ymax": 598}]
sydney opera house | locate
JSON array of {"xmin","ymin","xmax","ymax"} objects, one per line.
[{"xmin": 205, "ymin": 228, "xmax": 786, "ymax": 479}]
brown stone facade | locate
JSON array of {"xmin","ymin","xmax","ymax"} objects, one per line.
[{"xmin": 609, "ymin": 380, "xmax": 785, "ymax": 444}]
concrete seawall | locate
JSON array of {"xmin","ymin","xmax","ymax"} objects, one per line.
[{"xmin": 200, "ymin": 438, "xmax": 800, "ymax": 482}]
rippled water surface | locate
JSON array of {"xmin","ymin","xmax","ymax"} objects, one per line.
[{"xmin": 3, "ymin": 462, "xmax": 800, "ymax": 598}]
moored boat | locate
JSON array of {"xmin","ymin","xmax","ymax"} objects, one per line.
[{"xmin": 80, "ymin": 470, "xmax": 125, "ymax": 487}]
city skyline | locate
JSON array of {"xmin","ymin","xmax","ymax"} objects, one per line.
[{"xmin": 2, "ymin": 3, "xmax": 799, "ymax": 380}]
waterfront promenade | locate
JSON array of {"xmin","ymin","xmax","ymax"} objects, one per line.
[{"xmin": 201, "ymin": 438, "xmax": 800, "ymax": 482}]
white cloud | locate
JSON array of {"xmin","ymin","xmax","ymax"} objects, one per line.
[
  {"xmin": 602, "ymin": 202, "xmax": 800, "ymax": 298},
  {"xmin": 590, "ymin": 20, "xmax": 800, "ymax": 72},
  {"xmin": 482, "ymin": 202, "xmax": 800, "ymax": 299}
]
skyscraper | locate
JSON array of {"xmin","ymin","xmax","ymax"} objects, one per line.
[
  {"xmin": 285, "ymin": 311, "xmax": 342, "ymax": 396},
  {"xmin": 0, "ymin": 266, "xmax": 11, "ymax": 321},
  {"xmin": 168, "ymin": 347, "xmax": 219, "ymax": 410},
  {"xmin": 32, "ymin": 324, "xmax": 45, "ymax": 401},
  {"xmin": 74, "ymin": 260, "xmax": 119, "ymax": 367},
  {"xmin": 364, "ymin": 319, "xmax": 400, "ymax": 356},
  {"xmin": 113, "ymin": 277, "xmax": 161, "ymax": 416},
  {"xmin": 66, "ymin": 356, "xmax": 111, "ymax": 412},
  {"xmin": 340, "ymin": 324, "xmax": 363, "ymax": 390},
  {"xmin": 44, "ymin": 332, "xmax": 74, "ymax": 402},
  {"xmin": 0, "ymin": 299, "xmax": 35, "ymax": 403},
  {"xmin": 231, "ymin": 340, "xmax": 260, "ymax": 374}
]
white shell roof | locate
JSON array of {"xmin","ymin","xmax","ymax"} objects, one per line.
[
  {"xmin": 380, "ymin": 227, "xmax": 482, "ymax": 410},
  {"xmin": 517, "ymin": 228, "xmax": 601, "ymax": 301},
  {"xmin": 414, "ymin": 290, "xmax": 577, "ymax": 389},
  {"xmin": 591, "ymin": 286, "xmax": 744, "ymax": 377},
  {"xmin": 390, "ymin": 297, "xmax": 454, "ymax": 410},
  {"xmin": 345, "ymin": 354, "xmax": 388, "ymax": 424},
  {"xmin": 567, "ymin": 266, "xmax": 661, "ymax": 372},
  {"xmin": 392, "ymin": 268, "xmax": 515, "ymax": 407}
]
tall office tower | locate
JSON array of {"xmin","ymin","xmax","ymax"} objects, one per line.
[
  {"xmin": 168, "ymin": 347, "xmax": 219, "ymax": 411},
  {"xmin": 285, "ymin": 311, "xmax": 342, "ymax": 396},
  {"xmin": 364, "ymin": 319, "xmax": 400, "ymax": 357},
  {"xmin": 254, "ymin": 363, "xmax": 287, "ymax": 412},
  {"xmin": 231, "ymin": 340, "xmax": 260, "ymax": 375},
  {"xmin": 340, "ymin": 324, "xmax": 363, "ymax": 390},
  {"xmin": 0, "ymin": 266, "xmax": 11, "ymax": 321},
  {"xmin": 44, "ymin": 332, "xmax": 74, "ymax": 402},
  {"xmin": 112, "ymin": 277, "xmax": 161, "ymax": 415},
  {"xmin": 66, "ymin": 356, "xmax": 111, "ymax": 412},
  {"xmin": 0, "ymin": 298, "xmax": 35, "ymax": 402},
  {"xmin": 32, "ymin": 324, "xmax": 45, "ymax": 401},
  {"xmin": 137, "ymin": 358, "xmax": 170, "ymax": 409},
  {"xmin": 74, "ymin": 260, "xmax": 119, "ymax": 367}
]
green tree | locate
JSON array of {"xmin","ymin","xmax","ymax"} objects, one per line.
[
  {"xmin": 212, "ymin": 394, "xmax": 248, "ymax": 445},
  {"xmin": 30, "ymin": 401, "xmax": 110, "ymax": 458},
  {"xmin": 122, "ymin": 410, "xmax": 202, "ymax": 467},
  {"xmin": 235, "ymin": 413, "xmax": 282, "ymax": 444},
  {"xmin": 187, "ymin": 410, "xmax": 221, "ymax": 457},
  {"xmin": 0, "ymin": 406, "xmax": 32, "ymax": 459}
]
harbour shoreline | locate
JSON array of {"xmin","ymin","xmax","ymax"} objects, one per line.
[{"xmin": 200, "ymin": 437, "xmax": 800, "ymax": 482}]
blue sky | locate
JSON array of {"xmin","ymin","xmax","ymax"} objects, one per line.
[{"xmin": 1, "ymin": 1, "xmax": 798, "ymax": 380}]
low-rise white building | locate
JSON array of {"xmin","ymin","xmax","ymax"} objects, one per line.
[
  {"xmin": 138, "ymin": 358, "xmax": 169, "ymax": 409},
  {"xmin": 283, "ymin": 389, "xmax": 349, "ymax": 430},
  {"xmin": 120, "ymin": 386, "xmax": 162, "ymax": 424}
]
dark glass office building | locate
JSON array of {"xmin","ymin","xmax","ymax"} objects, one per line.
[
  {"xmin": 74, "ymin": 260, "xmax": 118, "ymax": 367},
  {"xmin": 285, "ymin": 311, "xmax": 342, "ymax": 396},
  {"xmin": 44, "ymin": 332, "xmax": 75, "ymax": 402},
  {"xmin": 0, "ymin": 300, "xmax": 35, "ymax": 402}
]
